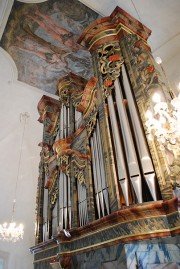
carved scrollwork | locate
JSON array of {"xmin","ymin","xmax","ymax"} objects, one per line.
[
  {"xmin": 39, "ymin": 144, "xmax": 51, "ymax": 177},
  {"xmin": 59, "ymin": 155, "xmax": 70, "ymax": 176},
  {"xmin": 38, "ymin": 96, "xmax": 61, "ymax": 146},
  {"xmin": 57, "ymin": 73, "xmax": 87, "ymax": 108},
  {"xmin": 85, "ymin": 111, "xmax": 98, "ymax": 138},
  {"xmin": 71, "ymin": 147, "xmax": 89, "ymax": 185},
  {"xmin": 53, "ymin": 137, "xmax": 72, "ymax": 176},
  {"xmin": 58, "ymin": 80, "xmax": 71, "ymax": 106},
  {"xmin": 50, "ymin": 184, "xmax": 58, "ymax": 207},
  {"xmin": 74, "ymin": 166, "xmax": 86, "ymax": 185},
  {"xmin": 98, "ymin": 43, "xmax": 124, "ymax": 98}
]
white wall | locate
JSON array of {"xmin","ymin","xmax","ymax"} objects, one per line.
[{"xmin": 0, "ymin": 47, "xmax": 47, "ymax": 269}]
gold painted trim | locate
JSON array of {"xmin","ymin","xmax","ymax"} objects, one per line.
[
  {"xmin": 57, "ymin": 229, "xmax": 169, "ymax": 255},
  {"xmin": 167, "ymin": 211, "xmax": 180, "ymax": 217},
  {"xmin": 34, "ymin": 244, "xmax": 58, "ymax": 255},
  {"xmin": 33, "ymin": 254, "xmax": 57, "ymax": 263},
  {"xmin": 58, "ymin": 226, "xmax": 180, "ymax": 255},
  {"xmin": 88, "ymin": 24, "xmax": 150, "ymax": 51},
  {"xmin": 33, "ymin": 225, "xmax": 180, "ymax": 262},
  {"xmin": 32, "ymin": 210, "xmax": 179, "ymax": 257},
  {"xmin": 58, "ymin": 212, "xmax": 179, "ymax": 243}
]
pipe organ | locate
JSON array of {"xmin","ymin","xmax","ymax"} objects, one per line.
[
  {"xmin": 32, "ymin": 6, "xmax": 179, "ymax": 269},
  {"xmin": 36, "ymin": 63, "xmax": 162, "ymax": 242}
]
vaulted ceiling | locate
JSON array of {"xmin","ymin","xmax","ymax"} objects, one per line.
[{"xmin": 0, "ymin": 0, "xmax": 179, "ymax": 94}]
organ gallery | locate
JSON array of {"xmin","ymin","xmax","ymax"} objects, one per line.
[{"xmin": 30, "ymin": 6, "xmax": 180, "ymax": 269}]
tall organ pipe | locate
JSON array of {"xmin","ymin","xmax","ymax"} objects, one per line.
[
  {"xmin": 114, "ymin": 79, "xmax": 142, "ymax": 203},
  {"xmin": 90, "ymin": 138, "xmax": 101, "ymax": 218},
  {"xmin": 121, "ymin": 65, "xmax": 157, "ymax": 201},
  {"xmin": 96, "ymin": 121, "xmax": 110, "ymax": 213},
  {"xmin": 93, "ymin": 131, "xmax": 105, "ymax": 216},
  {"xmin": 107, "ymin": 94, "xmax": 129, "ymax": 206},
  {"xmin": 67, "ymin": 106, "xmax": 72, "ymax": 228}
]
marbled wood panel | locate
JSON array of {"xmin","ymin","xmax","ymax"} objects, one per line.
[
  {"xmin": 125, "ymin": 241, "xmax": 180, "ymax": 269},
  {"xmin": 36, "ymin": 158, "xmax": 45, "ymax": 244},
  {"xmin": 34, "ymin": 260, "xmax": 50, "ymax": 269},
  {"xmin": 70, "ymin": 244, "xmax": 127, "ymax": 269},
  {"xmin": 34, "ymin": 245, "xmax": 58, "ymax": 261},
  {"xmin": 57, "ymin": 198, "xmax": 180, "ymax": 255},
  {"xmin": 69, "ymin": 242, "xmax": 180, "ymax": 269}
]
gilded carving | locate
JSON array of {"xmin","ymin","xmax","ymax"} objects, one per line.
[
  {"xmin": 85, "ymin": 111, "xmax": 98, "ymax": 138},
  {"xmin": 59, "ymin": 155, "xmax": 70, "ymax": 176},
  {"xmin": 45, "ymin": 167, "xmax": 58, "ymax": 191},
  {"xmin": 98, "ymin": 43, "xmax": 124, "ymax": 97},
  {"xmin": 38, "ymin": 95, "xmax": 61, "ymax": 146},
  {"xmin": 53, "ymin": 133, "xmax": 89, "ymax": 184},
  {"xmin": 74, "ymin": 166, "xmax": 86, "ymax": 185},
  {"xmin": 50, "ymin": 184, "xmax": 59, "ymax": 207},
  {"xmin": 57, "ymin": 73, "xmax": 87, "ymax": 107},
  {"xmin": 77, "ymin": 77, "xmax": 98, "ymax": 115},
  {"xmin": 71, "ymin": 150, "xmax": 89, "ymax": 185},
  {"xmin": 39, "ymin": 143, "xmax": 51, "ymax": 176}
]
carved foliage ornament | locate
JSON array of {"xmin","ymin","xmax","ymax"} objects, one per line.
[
  {"xmin": 53, "ymin": 136, "xmax": 89, "ymax": 184},
  {"xmin": 50, "ymin": 182, "xmax": 59, "ymax": 207},
  {"xmin": 98, "ymin": 43, "xmax": 124, "ymax": 98},
  {"xmin": 47, "ymin": 168, "xmax": 59, "ymax": 207},
  {"xmin": 57, "ymin": 73, "xmax": 87, "ymax": 107},
  {"xmin": 53, "ymin": 137, "xmax": 72, "ymax": 176},
  {"xmin": 38, "ymin": 96, "xmax": 61, "ymax": 146},
  {"xmin": 71, "ymin": 152, "xmax": 88, "ymax": 185},
  {"xmin": 85, "ymin": 110, "xmax": 98, "ymax": 138}
]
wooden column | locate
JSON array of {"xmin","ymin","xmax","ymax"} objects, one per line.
[{"xmin": 36, "ymin": 96, "xmax": 61, "ymax": 243}]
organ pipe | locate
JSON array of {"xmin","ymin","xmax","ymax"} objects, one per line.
[
  {"xmin": 107, "ymin": 93, "xmax": 129, "ymax": 206},
  {"xmin": 114, "ymin": 79, "xmax": 142, "ymax": 203},
  {"xmin": 121, "ymin": 65, "xmax": 157, "ymax": 201}
]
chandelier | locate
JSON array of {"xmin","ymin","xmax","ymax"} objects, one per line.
[
  {"xmin": 145, "ymin": 57, "xmax": 180, "ymax": 150},
  {"xmin": 0, "ymin": 112, "xmax": 29, "ymax": 242},
  {"xmin": 0, "ymin": 200, "xmax": 24, "ymax": 242}
]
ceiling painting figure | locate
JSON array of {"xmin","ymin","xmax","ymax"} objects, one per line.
[{"xmin": 0, "ymin": 0, "xmax": 99, "ymax": 94}]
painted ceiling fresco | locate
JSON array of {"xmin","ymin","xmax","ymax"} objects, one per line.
[{"xmin": 0, "ymin": 0, "xmax": 100, "ymax": 94}]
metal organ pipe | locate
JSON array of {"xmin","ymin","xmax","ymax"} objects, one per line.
[
  {"xmin": 60, "ymin": 105, "xmax": 64, "ymax": 139},
  {"xmin": 96, "ymin": 121, "xmax": 110, "ymax": 214},
  {"xmin": 90, "ymin": 121, "xmax": 110, "ymax": 217},
  {"xmin": 59, "ymin": 105, "xmax": 64, "ymax": 229},
  {"xmin": 93, "ymin": 130, "xmax": 105, "ymax": 216},
  {"xmin": 58, "ymin": 104, "xmax": 69, "ymax": 230},
  {"xmin": 74, "ymin": 110, "xmax": 88, "ymax": 226},
  {"xmin": 90, "ymin": 138, "xmax": 101, "ymax": 218},
  {"xmin": 67, "ymin": 106, "xmax": 72, "ymax": 228},
  {"xmin": 114, "ymin": 79, "xmax": 142, "ymax": 203},
  {"xmin": 107, "ymin": 94, "xmax": 129, "ymax": 206},
  {"xmin": 59, "ymin": 171, "xmax": 64, "ymax": 229},
  {"xmin": 121, "ymin": 65, "xmax": 157, "ymax": 201},
  {"xmin": 43, "ymin": 181, "xmax": 48, "ymax": 241},
  {"xmin": 77, "ymin": 180, "xmax": 88, "ymax": 226},
  {"xmin": 63, "ymin": 171, "xmax": 68, "ymax": 229},
  {"xmin": 75, "ymin": 110, "xmax": 82, "ymax": 130}
]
